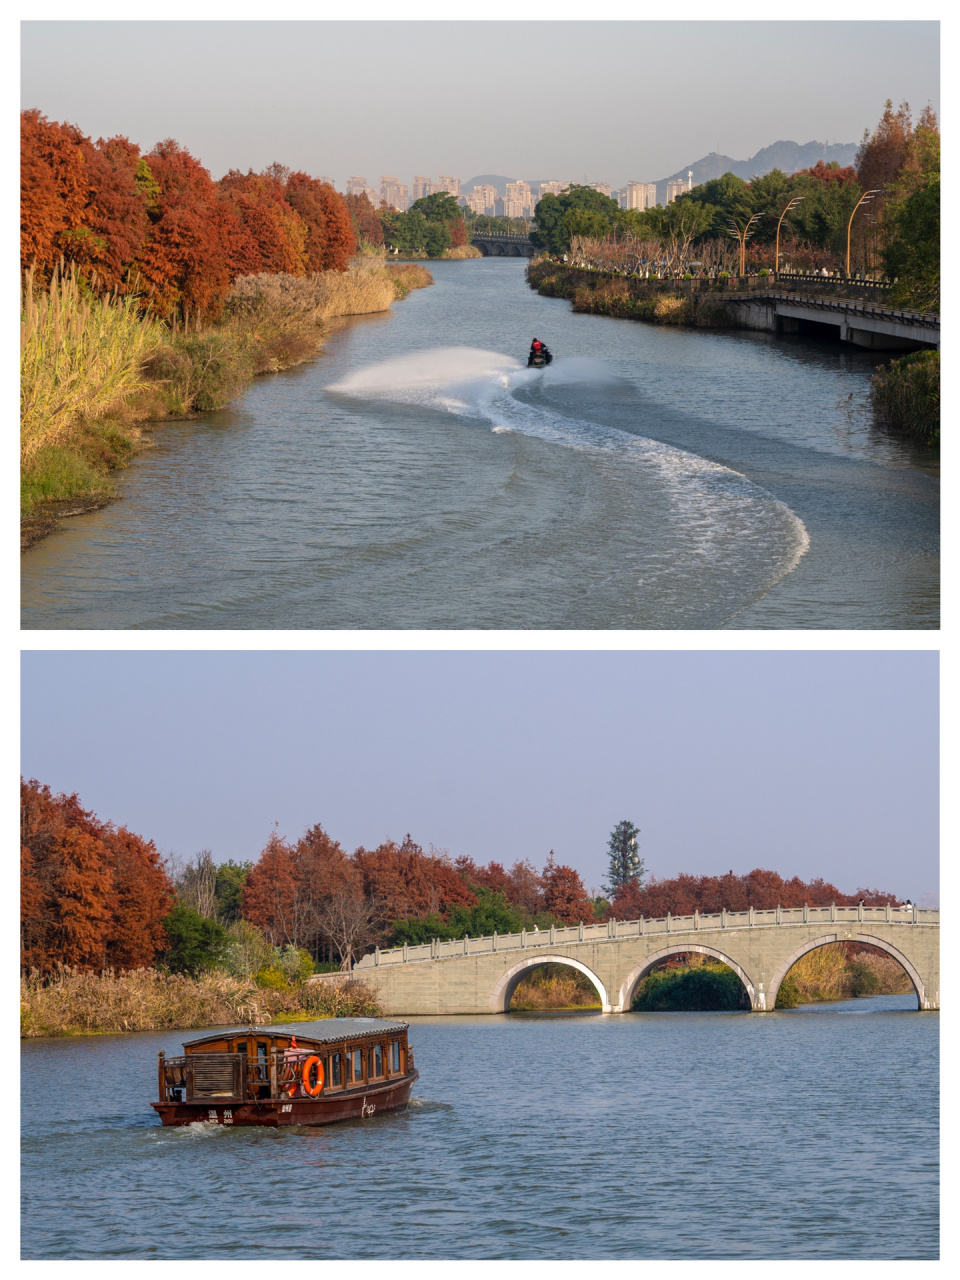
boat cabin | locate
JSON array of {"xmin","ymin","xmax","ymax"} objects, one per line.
[{"xmin": 157, "ymin": 1019, "xmax": 413, "ymax": 1106}]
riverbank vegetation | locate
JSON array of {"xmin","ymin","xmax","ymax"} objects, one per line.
[
  {"xmin": 22, "ymin": 780, "xmax": 914, "ymax": 1034},
  {"xmin": 510, "ymin": 964, "xmax": 601, "ymax": 1011},
  {"xmin": 20, "ymin": 111, "xmax": 433, "ymax": 541},
  {"xmin": 20, "ymin": 967, "xmax": 379, "ymax": 1039},
  {"xmin": 870, "ymin": 349, "xmax": 939, "ymax": 446}
]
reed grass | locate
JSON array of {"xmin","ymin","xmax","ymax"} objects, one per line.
[
  {"xmin": 775, "ymin": 944, "xmax": 912, "ymax": 1007},
  {"xmin": 870, "ymin": 350, "xmax": 939, "ymax": 446},
  {"xmin": 510, "ymin": 963, "xmax": 601, "ymax": 1010},
  {"xmin": 20, "ymin": 966, "xmax": 381, "ymax": 1038},
  {"xmin": 21, "ymin": 257, "xmax": 434, "ymax": 527},
  {"xmin": 20, "ymin": 265, "xmax": 166, "ymax": 464}
]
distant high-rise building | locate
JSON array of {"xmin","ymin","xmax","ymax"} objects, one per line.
[
  {"xmin": 505, "ymin": 180, "xmax": 534, "ymax": 217},
  {"xmin": 465, "ymin": 184, "xmax": 498, "ymax": 216},
  {"xmin": 346, "ymin": 176, "xmax": 369, "ymax": 196},
  {"xmin": 666, "ymin": 175, "xmax": 693, "ymax": 204},
  {"xmin": 412, "ymin": 175, "xmax": 431, "ymax": 202},
  {"xmin": 625, "ymin": 181, "xmax": 657, "ymax": 211},
  {"xmin": 436, "ymin": 175, "xmax": 460, "ymax": 197},
  {"xmin": 380, "ymin": 176, "xmax": 409, "ymax": 210},
  {"xmin": 587, "ymin": 182, "xmax": 612, "ymax": 198},
  {"xmin": 537, "ymin": 181, "xmax": 570, "ymax": 200}
]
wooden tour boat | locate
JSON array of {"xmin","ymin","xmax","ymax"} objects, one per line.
[{"xmin": 153, "ymin": 1018, "xmax": 418, "ymax": 1128}]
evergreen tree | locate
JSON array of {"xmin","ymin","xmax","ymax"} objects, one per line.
[{"xmin": 604, "ymin": 820, "xmax": 644, "ymax": 896}]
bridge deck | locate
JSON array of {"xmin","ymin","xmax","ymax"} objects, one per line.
[{"xmin": 356, "ymin": 904, "xmax": 936, "ymax": 969}]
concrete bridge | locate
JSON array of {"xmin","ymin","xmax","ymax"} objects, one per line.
[
  {"xmin": 471, "ymin": 232, "xmax": 536, "ymax": 258},
  {"xmin": 726, "ymin": 290, "xmax": 939, "ymax": 351},
  {"xmin": 351, "ymin": 904, "xmax": 939, "ymax": 1015}
]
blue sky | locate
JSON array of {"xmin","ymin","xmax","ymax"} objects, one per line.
[
  {"xmin": 21, "ymin": 21, "xmax": 940, "ymax": 188},
  {"xmin": 21, "ymin": 650, "xmax": 938, "ymax": 900}
]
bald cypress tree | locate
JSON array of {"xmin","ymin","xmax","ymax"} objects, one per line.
[{"xmin": 604, "ymin": 820, "xmax": 644, "ymax": 897}]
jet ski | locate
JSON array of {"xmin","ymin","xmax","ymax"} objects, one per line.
[{"xmin": 527, "ymin": 344, "xmax": 553, "ymax": 368}]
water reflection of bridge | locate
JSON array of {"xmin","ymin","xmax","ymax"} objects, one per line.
[
  {"xmin": 350, "ymin": 904, "xmax": 940, "ymax": 1015},
  {"xmin": 471, "ymin": 232, "xmax": 536, "ymax": 258}
]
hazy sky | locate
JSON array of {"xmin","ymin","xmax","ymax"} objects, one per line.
[
  {"xmin": 21, "ymin": 21, "xmax": 939, "ymax": 188},
  {"xmin": 21, "ymin": 651, "xmax": 938, "ymax": 900}
]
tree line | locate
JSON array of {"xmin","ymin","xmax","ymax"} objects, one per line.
[
  {"xmin": 20, "ymin": 781, "xmax": 899, "ymax": 980},
  {"xmin": 21, "ymin": 110, "xmax": 360, "ymax": 322},
  {"xmin": 531, "ymin": 101, "xmax": 939, "ymax": 308}
]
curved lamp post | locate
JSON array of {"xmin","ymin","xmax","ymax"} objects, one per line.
[
  {"xmin": 846, "ymin": 189, "xmax": 880, "ymax": 276},
  {"xmin": 726, "ymin": 213, "xmax": 762, "ymax": 276},
  {"xmin": 775, "ymin": 196, "xmax": 804, "ymax": 274}
]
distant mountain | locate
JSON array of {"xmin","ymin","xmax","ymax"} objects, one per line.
[
  {"xmin": 657, "ymin": 139, "xmax": 859, "ymax": 204},
  {"xmin": 465, "ymin": 139, "xmax": 859, "ymax": 203}
]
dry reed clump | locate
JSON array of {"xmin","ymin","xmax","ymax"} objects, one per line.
[
  {"xmin": 510, "ymin": 963, "xmax": 601, "ymax": 1011},
  {"xmin": 384, "ymin": 262, "xmax": 435, "ymax": 296},
  {"xmin": 20, "ymin": 264, "xmax": 166, "ymax": 463},
  {"xmin": 442, "ymin": 245, "xmax": 483, "ymax": 260},
  {"xmin": 775, "ymin": 943, "xmax": 913, "ymax": 1008},
  {"xmin": 20, "ymin": 966, "xmax": 381, "ymax": 1038},
  {"xmin": 653, "ymin": 295, "xmax": 693, "ymax": 324}
]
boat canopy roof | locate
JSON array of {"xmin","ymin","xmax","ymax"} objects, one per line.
[{"xmin": 182, "ymin": 1019, "xmax": 408, "ymax": 1051}]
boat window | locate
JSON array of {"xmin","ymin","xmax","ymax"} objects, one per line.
[
  {"xmin": 370, "ymin": 1044, "xmax": 383, "ymax": 1078},
  {"xmin": 330, "ymin": 1053, "xmax": 342, "ymax": 1087},
  {"xmin": 352, "ymin": 1048, "xmax": 364, "ymax": 1082},
  {"xmin": 391, "ymin": 1041, "xmax": 401, "ymax": 1072}
]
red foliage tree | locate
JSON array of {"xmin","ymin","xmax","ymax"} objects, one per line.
[
  {"xmin": 449, "ymin": 217, "xmax": 467, "ymax": 248},
  {"xmin": 240, "ymin": 832, "xmax": 299, "ymax": 945},
  {"xmin": 606, "ymin": 867, "xmax": 898, "ymax": 921},
  {"xmin": 353, "ymin": 836, "xmax": 476, "ymax": 921},
  {"xmin": 20, "ymin": 109, "xmax": 89, "ymax": 274},
  {"xmin": 218, "ymin": 168, "xmax": 307, "ymax": 276},
  {"xmin": 792, "ymin": 160, "xmax": 859, "ymax": 186},
  {"xmin": 133, "ymin": 139, "xmax": 242, "ymax": 320},
  {"xmin": 102, "ymin": 825, "xmax": 173, "ymax": 968},
  {"xmin": 343, "ymin": 193, "xmax": 384, "ymax": 247},
  {"xmin": 285, "ymin": 173, "xmax": 357, "ymax": 272},
  {"xmin": 541, "ymin": 852, "xmax": 594, "ymax": 924},
  {"xmin": 20, "ymin": 780, "xmax": 173, "ymax": 974}
]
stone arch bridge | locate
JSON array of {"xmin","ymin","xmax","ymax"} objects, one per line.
[
  {"xmin": 471, "ymin": 232, "xmax": 536, "ymax": 258},
  {"xmin": 350, "ymin": 904, "xmax": 939, "ymax": 1015}
]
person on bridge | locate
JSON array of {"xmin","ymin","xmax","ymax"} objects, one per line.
[{"xmin": 528, "ymin": 339, "xmax": 552, "ymax": 367}]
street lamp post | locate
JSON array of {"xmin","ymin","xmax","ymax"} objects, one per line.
[
  {"xmin": 846, "ymin": 189, "xmax": 880, "ymax": 276},
  {"xmin": 726, "ymin": 213, "xmax": 762, "ymax": 276},
  {"xmin": 775, "ymin": 196, "xmax": 804, "ymax": 275}
]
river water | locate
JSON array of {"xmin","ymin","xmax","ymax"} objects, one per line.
[
  {"xmin": 21, "ymin": 996, "xmax": 937, "ymax": 1259},
  {"xmin": 20, "ymin": 260, "xmax": 938, "ymax": 629}
]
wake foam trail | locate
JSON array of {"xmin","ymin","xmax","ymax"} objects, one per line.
[{"xmin": 330, "ymin": 347, "xmax": 810, "ymax": 615}]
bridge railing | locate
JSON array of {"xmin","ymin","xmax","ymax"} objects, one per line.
[{"xmin": 354, "ymin": 904, "xmax": 938, "ymax": 968}]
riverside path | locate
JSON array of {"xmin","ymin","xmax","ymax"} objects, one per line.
[{"xmin": 345, "ymin": 904, "xmax": 939, "ymax": 1015}]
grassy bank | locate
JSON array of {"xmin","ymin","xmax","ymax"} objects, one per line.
[
  {"xmin": 21, "ymin": 257, "xmax": 433, "ymax": 546},
  {"xmin": 870, "ymin": 350, "xmax": 940, "ymax": 447},
  {"xmin": 527, "ymin": 259, "xmax": 731, "ymax": 329},
  {"xmin": 510, "ymin": 963, "xmax": 601, "ymax": 1011},
  {"xmin": 20, "ymin": 966, "xmax": 381, "ymax": 1038}
]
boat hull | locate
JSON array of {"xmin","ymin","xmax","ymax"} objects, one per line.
[{"xmin": 151, "ymin": 1070, "xmax": 419, "ymax": 1127}]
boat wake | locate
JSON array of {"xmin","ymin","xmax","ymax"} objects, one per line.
[{"xmin": 330, "ymin": 347, "xmax": 810, "ymax": 624}]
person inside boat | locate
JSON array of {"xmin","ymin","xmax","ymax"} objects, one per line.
[{"xmin": 528, "ymin": 339, "xmax": 552, "ymax": 366}]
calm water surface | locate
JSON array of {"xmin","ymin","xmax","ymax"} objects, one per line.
[
  {"xmin": 22, "ymin": 997, "xmax": 938, "ymax": 1259},
  {"xmin": 20, "ymin": 260, "xmax": 938, "ymax": 629}
]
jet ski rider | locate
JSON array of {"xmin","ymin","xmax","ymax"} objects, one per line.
[{"xmin": 527, "ymin": 338, "xmax": 552, "ymax": 367}]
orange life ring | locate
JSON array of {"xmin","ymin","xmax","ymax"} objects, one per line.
[{"xmin": 301, "ymin": 1055, "xmax": 324, "ymax": 1097}]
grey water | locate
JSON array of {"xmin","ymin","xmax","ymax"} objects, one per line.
[
  {"xmin": 21, "ymin": 996, "xmax": 938, "ymax": 1259},
  {"xmin": 20, "ymin": 260, "xmax": 938, "ymax": 629}
]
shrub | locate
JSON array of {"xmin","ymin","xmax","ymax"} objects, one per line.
[
  {"xmin": 870, "ymin": 349, "xmax": 939, "ymax": 446},
  {"xmin": 161, "ymin": 903, "xmax": 229, "ymax": 976},
  {"xmin": 632, "ymin": 961, "xmax": 750, "ymax": 1011}
]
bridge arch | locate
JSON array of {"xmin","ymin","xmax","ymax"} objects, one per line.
[
  {"xmin": 490, "ymin": 954, "xmax": 609, "ymax": 1013},
  {"xmin": 767, "ymin": 934, "xmax": 925, "ymax": 1010},
  {"xmin": 617, "ymin": 945, "xmax": 758, "ymax": 1013}
]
